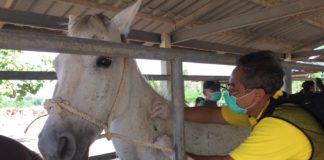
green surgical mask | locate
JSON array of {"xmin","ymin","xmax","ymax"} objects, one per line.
[
  {"xmin": 210, "ymin": 92, "xmax": 221, "ymax": 102},
  {"xmin": 223, "ymin": 90, "xmax": 256, "ymax": 114}
]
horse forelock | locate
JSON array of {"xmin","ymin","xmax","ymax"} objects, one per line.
[{"xmin": 68, "ymin": 14, "xmax": 113, "ymax": 39}]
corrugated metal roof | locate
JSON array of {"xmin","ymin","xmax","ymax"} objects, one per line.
[{"xmin": 1, "ymin": 0, "xmax": 324, "ymax": 61}]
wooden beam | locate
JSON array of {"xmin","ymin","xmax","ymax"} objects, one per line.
[
  {"xmin": 0, "ymin": 8, "xmax": 261, "ymax": 54},
  {"xmin": 0, "ymin": 71, "xmax": 57, "ymax": 80},
  {"xmin": 174, "ymin": 40, "xmax": 257, "ymax": 54},
  {"xmin": 57, "ymin": 0, "xmax": 175, "ymax": 24},
  {"xmin": 291, "ymin": 49, "xmax": 324, "ymax": 59},
  {"xmin": 0, "ymin": 71, "xmax": 230, "ymax": 81},
  {"xmin": 0, "ymin": 7, "xmax": 67, "ymax": 30},
  {"xmin": 128, "ymin": 30, "xmax": 161, "ymax": 43},
  {"xmin": 291, "ymin": 36, "xmax": 324, "ymax": 52},
  {"xmin": 224, "ymin": 30, "xmax": 297, "ymax": 52},
  {"xmin": 0, "ymin": 29, "xmax": 323, "ymax": 72},
  {"xmin": 250, "ymin": 0, "xmax": 324, "ymax": 30},
  {"xmin": 172, "ymin": 0, "xmax": 324, "ymax": 43},
  {"xmin": 88, "ymin": 152, "xmax": 117, "ymax": 160},
  {"xmin": 173, "ymin": 0, "xmax": 226, "ymax": 31},
  {"xmin": 0, "ymin": 0, "xmax": 14, "ymax": 28},
  {"xmin": 0, "ymin": 29, "xmax": 241, "ymax": 65},
  {"xmin": 303, "ymin": 16, "xmax": 324, "ymax": 30},
  {"xmin": 249, "ymin": 0, "xmax": 281, "ymax": 7}
]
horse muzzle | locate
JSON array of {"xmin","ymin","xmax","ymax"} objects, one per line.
[{"xmin": 38, "ymin": 128, "xmax": 77, "ymax": 160}]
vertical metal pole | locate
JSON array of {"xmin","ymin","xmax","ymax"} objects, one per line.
[
  {"xmin": 283, "ymin": 53, "xmax": 292, "ymax": 94},
  {"xmin": 283, "ymin": 67, "xmax": 292, "ymax": 94},
  {"xmin": 171, "ymin": 58, "xmax": 185, "ymax": 160}
]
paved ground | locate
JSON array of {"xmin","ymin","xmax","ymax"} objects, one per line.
[{"xmin": 0, "ymin": 108, "xmax": 116, "ymax": 158}]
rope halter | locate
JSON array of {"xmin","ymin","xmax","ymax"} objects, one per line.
[{"xmin": 35, "ymin": 59, "xmax": 173, "ymax": 153}]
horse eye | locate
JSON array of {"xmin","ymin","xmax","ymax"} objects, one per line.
[{"xmin": 96, "ymin": 57, "xmax": 112, "ymax": 68}]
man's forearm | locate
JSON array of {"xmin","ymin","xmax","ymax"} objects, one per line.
[
  {"xmin": 184, "ymin": 107, "xmax": 226, "ymax": 124},
  {"xmin": 187, "ymin": 153, "xmax": 233, "ymax": 160}
]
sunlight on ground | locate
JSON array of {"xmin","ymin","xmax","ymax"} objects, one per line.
[{"xmin": 0, "ymin": 108, "xmax": 115, "ymax": 157}]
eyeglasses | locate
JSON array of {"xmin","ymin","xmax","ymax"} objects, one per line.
[{"xmin": 224, "ymin": 83, "xmax": 254, "ymax": 97}]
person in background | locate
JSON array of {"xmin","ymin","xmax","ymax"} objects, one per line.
[
  {"xmin": 316, "ymin": 78, "xmax": 324, "ymax": 93},
  {"xmin": 195, "ymin": 80, "xmax": 221, "ymax": 107},
  {"xmin": 296, "ymin": 80, "xmax": 315, "ymax": 97}
]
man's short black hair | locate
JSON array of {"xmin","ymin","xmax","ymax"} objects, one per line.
[
  {"xmin": 203, "ymin": 80, "xmax": 220, "ymax": 91},
  {"xmin": 237, "ymin": 50, "xmax": 284, "ymax": 95},
  {"xmin": 302, "ymin": 81, "xmax": 314, "ymax": 91}
]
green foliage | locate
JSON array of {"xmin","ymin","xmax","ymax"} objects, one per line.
[
  {"xmin": 184, "ymin": 81, "xmax": 202, "ymax": 106},
  {"xmin": 147, "ymin": 80, "xmax": 161, "ymax": 92},
  {"xmin": 0, "ymin": 49, "xmax": 54, "ymax": 106},
  {"xmin": 0, "ymin": 96, "xmax": 43, "ymax": 108},
  {"xmin": 291, "ymin": 81, "xmax": 303, "ymax": 94}
]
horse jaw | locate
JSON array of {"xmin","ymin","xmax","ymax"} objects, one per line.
[{"xmin": 107, "ymin": 59, "xmax": 172, "ymax": 160}]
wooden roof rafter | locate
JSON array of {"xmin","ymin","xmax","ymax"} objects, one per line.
[
  {"xmin": 171, "ymin": 0, "xmax": 324, "ymax": 43},
  {"xmin": 250, "ymin": 0, "xmax": 324, "ymax": 30},
  {"xmin": 0, "ymin": 7, "xmax": 258, "ymax": 55},
  {"xmin": 222, "ymin": 30, "xmax": 298, "ymax": 52},
  {"xmin": 57, "ymin": 0, "xmax": 175, "ymax": 24}
]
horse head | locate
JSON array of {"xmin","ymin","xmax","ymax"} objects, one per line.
[{"xmin": 38, "ymin": 1, "xmax": 142, "ymax": 159}]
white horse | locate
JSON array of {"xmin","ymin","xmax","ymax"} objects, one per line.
[{"xmin": 38, "ymin": 1, "xmax": 249, "ymax": 160}]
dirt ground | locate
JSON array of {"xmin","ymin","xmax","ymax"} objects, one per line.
[{"xmin": 0, "ymin": 107, "xmax": 115, "ymax": 157}]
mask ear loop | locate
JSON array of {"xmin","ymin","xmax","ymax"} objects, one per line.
[
  {"xmin": 236, "ymin": 89, "xmax": 256, "ymax": 100},
  {"xmin": 236, "ymin": 89, "xmax": 257, "ymax": 110}
]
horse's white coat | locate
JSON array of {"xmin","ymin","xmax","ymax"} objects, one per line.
[{"xmin": 38, "ymin": 1, "xmax": 250, "ymax": 159}]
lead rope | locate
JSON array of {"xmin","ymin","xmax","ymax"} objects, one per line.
[{"xmin": 28, "ymin": 59, "xmax": 172, "ymax": 153}]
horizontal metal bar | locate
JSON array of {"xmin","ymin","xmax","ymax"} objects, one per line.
[
  {"xmin": 0, "ymin": 71, "xmax": 57, "ymax": 80},
  {"xmin": 0, "ymin": 71, "xmax": 230, "ymax": 81},
  {"xmin": 0, "ymin": 30, "xmax": 323, "ymax": 72},
  {"xmin": 88, "ymin": 152, "xmax": 117, "ymax": 160},
  {"xmin": 0, "ymin": 29, "xmax": 239, "ymax": 64}
]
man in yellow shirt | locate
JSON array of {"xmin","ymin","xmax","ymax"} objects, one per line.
[{"xmin": 154, "ymin": 51, "xmax": 324, "ymax": 159}]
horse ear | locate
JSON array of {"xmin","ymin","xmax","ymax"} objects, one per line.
[{"xmin": 110, "ymin": 0, "xmax": 142, "ymax": 35}]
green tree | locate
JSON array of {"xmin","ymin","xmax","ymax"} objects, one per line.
[{"xmin": 0, "ymin": 49, "xmax": 53, "ymax": 103}]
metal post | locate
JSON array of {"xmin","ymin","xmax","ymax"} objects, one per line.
[
  {"xmin": 171, "ymin": 58, "xmax": 185, "ymax": 160},
  {"xmin": 283, "ymin": 67, "xmax": 292, "ymax": 93}
]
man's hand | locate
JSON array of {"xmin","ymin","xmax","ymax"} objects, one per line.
[{"xmin": 151, "ymin": 100, "xmax": 171, "ymax": 119}]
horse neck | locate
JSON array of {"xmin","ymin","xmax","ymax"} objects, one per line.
[{"xmin": 111, "ymin": 59, "xmax": 172, "ymax": 133}]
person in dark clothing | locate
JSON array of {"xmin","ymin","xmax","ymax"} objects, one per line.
[
  {"xmin": 316, "ymin": 78, "xmax": 324, "ymax": 93},
  {"xmin": 296, "ymin": 80, "xmax": 315, "ymax": 97},
  {"xmin": 195, "ymin": 80, "xmax": 221, "ymax": 107}
]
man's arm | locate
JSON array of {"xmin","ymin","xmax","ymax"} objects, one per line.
[
  {"xmin": 184, "ymin": 107, "xmax": 227, "ymax": 124},
  {"xmin": 187, "ymin": 152, "xmax": 233, "ymax": 160},
  {"xmin": 150, "ymin": 100, "xmax": 228, "ymax": 124}
]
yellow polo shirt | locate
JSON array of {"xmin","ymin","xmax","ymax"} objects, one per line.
[{"xmin": 221, "ymin": 106, "xmax": 312, "ymax": 160}]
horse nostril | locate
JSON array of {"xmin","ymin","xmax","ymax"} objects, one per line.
[{"xmin": 57, "ymin": 135, "xmax": 76, "ymax": 159}]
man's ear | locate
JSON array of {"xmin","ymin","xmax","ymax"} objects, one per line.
[{"xmin": 254, "ymin": 88, "xmax": 266, "ymax": 100}]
